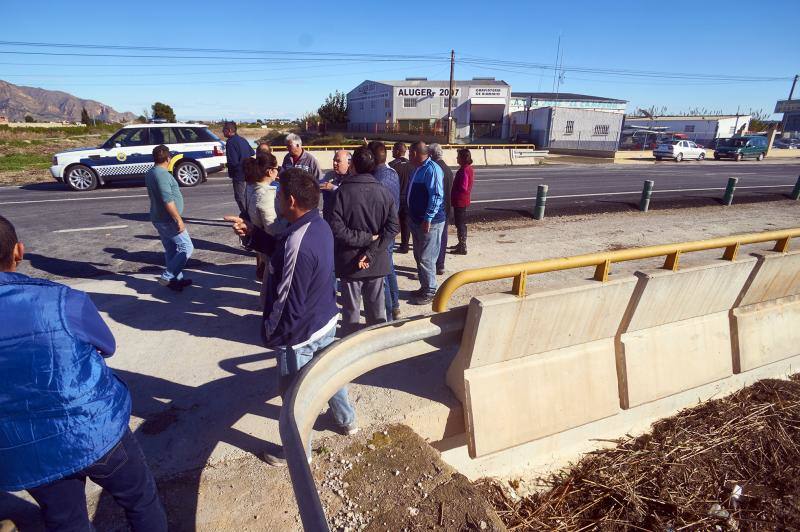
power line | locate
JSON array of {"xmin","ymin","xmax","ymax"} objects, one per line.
[{"xmin": 0, "ymin": 40, "xmax": 447, "ymax": 61}]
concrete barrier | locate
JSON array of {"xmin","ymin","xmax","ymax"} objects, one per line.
[
  {"xmin": 445, "ymin": 255, "xmax": 800, "ymax": 459},
  {"xmin": 483, "ymin": 148, "xmax": 512, "ymax": 166},
  {"xmin": 617, "ymin": 260, "xmax": 756, "ymax": 408},
  {"xmin": 732, "ymin": 250, "xmax": 800, "ymax": 372},
  {"xmin": 447, "ymin": 279, "xmax": 637, "ymax": 457}
]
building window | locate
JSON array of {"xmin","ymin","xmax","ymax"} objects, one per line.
[
  {"xmin": 684, "ymin": 125, "xmax": 695, "ymax": 133},
  {"xmin": 442, "ymin": 98, "xmax": 459, "ymax": 109},
  {"xmin": 371, "ymin": 100, "xmax": 376, "ymax": 109},
  {"xmin": 403, "ymin": 98, "xmax": 417, "ymax": 108},
  {"xmin": 593, "ymin": 124, "xmax": 609, "ymax": 136},
  {"xmin": 385, "ymin": 99, "xmax": 390, "ymax": 108},
  {"xmin": 359, "ymin": 102, "xmax": 364, "ymax": 111},
  {"xmin": 565, "ymin": 120, "xmax": 574, "ymax": 135}
]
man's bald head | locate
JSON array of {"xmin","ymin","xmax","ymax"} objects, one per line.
[{"xmin": 332, "ymin": 149, "xmax": 351, "ymax": 175}]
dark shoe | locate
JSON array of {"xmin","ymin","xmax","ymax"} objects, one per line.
[
  {"xmin": 392, "ymin": 307, "xmax": 402, "ymax": 320},
  {"xmin": 262, "ymin": 449, "xmax": 287, "ymax": 467},
  {"xmin": 436, "ymin": 268, "xmax": 445, "ymax": 276},
  {"xmin": 159, "ymin": 278, "xmax": 183, "ymax": 292},
  {"xmin": 396, "ymin": 245, "xmax": 410, "ymax": 254},
  {"xmin": 409, "ymin": 294, "xmax": 434, "ymax": 306},
  {"xmin": 178, "ymin": 278, "xmax": 193, "ymax": 288}
]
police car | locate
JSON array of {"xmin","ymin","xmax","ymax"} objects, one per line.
[{"xmin": 50, "ymin": 123, "xmax": 227, "ymax": 191}]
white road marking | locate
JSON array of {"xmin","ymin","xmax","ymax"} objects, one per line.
[
  {"xmin": 0, "ymin": 194, "xmax": 148, "ymax": 206},
  {"xmin": 471, "ymin": 184, "xmax": 794, "ymax": 203},
  {"xmin": 53, "ymin": 224, "xmax": 129, "ymax": 233},
  {"xmin": 479, "ymin": 177, "xmax": 544, "ymax": 182}
]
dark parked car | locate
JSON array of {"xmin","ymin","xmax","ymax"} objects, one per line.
[{"xmin": 714, "ymin": 135, "xmax": 768, "ymax": 161}]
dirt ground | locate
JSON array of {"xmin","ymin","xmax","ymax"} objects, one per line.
[{"xmin": 480, "ymin": 375, "xmax": 800, "ymax": 531}]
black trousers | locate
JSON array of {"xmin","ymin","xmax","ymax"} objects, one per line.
[
  {"xmin": 27, "ymin": 429, "xmax": 167, "ymax": 532},
  {"xmin": 398, "ymin": 208, "xmax": 410, "ymax": 248},
  {"xmin": 453, "ymin": 206, "xmax": 468, "ymax": 246}
]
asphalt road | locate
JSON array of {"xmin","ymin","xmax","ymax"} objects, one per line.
[{"xmin": 2, "ymin": 160, "xmax": 798, "ymax": 280}]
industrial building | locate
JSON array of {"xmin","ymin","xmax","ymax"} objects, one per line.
[
  {"xmin": 346, "ymin": 78, "xmax": 511, "ymax": 140},
  {"xmin": 508, "ymin": 92, "xmax": 628, "ymax": 151},
  {"xmin": 623, "ymin": 115, "xmax": 751, "ymax": 146},
  {"xmin": 776, "ymin": 99, "xmax": 800, "ymax": 138}
]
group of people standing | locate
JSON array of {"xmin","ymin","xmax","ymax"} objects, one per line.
[{"xmin": 0, "ymin": 123, "xmax": 475, "ymax": 530}]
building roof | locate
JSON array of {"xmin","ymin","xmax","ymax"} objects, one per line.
[
  {"xmin": 511, "ymin": 92, "xmax": 627, "ymax": 104},
  {"xmin": 370, "ymin": 79, "xmax": 509, "ymax": 87},
  {"xmin": 626, "ymin": 115, "xmax": 748, "ymax": 121}
]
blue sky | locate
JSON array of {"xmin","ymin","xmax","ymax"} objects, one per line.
[{"xmin": 2, "ymin": 0, "xmax": 797, "ymax": 121}]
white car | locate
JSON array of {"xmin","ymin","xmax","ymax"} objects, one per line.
[
  {"xmin": 50, "ymin": 123, "xmax": 227, "ymax": 191},
  {"xmin": 653, "ymin": 140, "xmax": 706, "ymax": 162}
]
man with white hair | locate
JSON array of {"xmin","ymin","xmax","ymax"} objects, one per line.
[
  {"xmin": 429, "ymin": 143, "xmax": 453, "ymax": 275},
  {"xmin": 281, "ymin": 133, "xmax": 322, "ymax": 180}
]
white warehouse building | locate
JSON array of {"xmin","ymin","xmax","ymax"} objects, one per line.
[
  {"xmin": 347, "ymin": 78, "xmax": 511, "ymax": 140},
  {"xmin": 623, "ymin": 115, "xmax": 751, "ymax": 145}
]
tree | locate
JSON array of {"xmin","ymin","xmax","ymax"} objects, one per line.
[
  {"xmin": 151, "ymin": 102, "xmax": 176, "ymax": 122},
  {"xmin": 136, "ymin": 115, "xmax": 148, "ymax": 123},
  {"xmin": 80, "ymin": 107, "xmax": 91, "ymax": 125},
  {"xmin": 24, "ymin": 115, "xmax": 35, "ymax": 123},
  {"xmin": 317, "ymin": 91, "xmax": 347, "ymax": 125},
  {"xmin": 747, "ymin": 108, "xmax": 771, "ymax": 132}
]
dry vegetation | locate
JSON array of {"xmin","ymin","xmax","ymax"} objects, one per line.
[
  {"xmin": 480, "ymin": 376, "xmax": 800, "ymax": 531},
  {"xmin": 0, "ymin": 125, "xmax": 114, "ymax": 186}
]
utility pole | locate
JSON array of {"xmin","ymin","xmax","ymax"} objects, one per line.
[
  {"xmin": 788, "ymin": 74, "xmax": 799, "ymax": 100},
  {"xmin": 779, "ymin": 74, "xmax": 798, "ymax": 137},
  {"xmin": 446, "ymin": 49, "xmax": 455, "ymax": 143}
]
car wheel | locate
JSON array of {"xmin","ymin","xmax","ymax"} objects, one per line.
[
  {"xmin": 757, "ymin": 152, "xmax": 764, "ymax": 161},
  {"xmin": 174, "ymin": 161, "xmax": 203, "ymax": 187},
  {"xmin": 655, "ymin": 156, "xmax": 662, "ymax": 161},
  {"xmin": 65, "ymin": 164, "xmax": 98, "ymax": 191},
  {"xmin": 714, "ymin": 154, "xmax": 720, "ymax": 160},
  {"xmin": 698, "ymin": 152, "xmax": 705, "ymax": 161},
  {"xmin": 735, "ymin": 153, "xmax": 743, "ymax": 162},
  {"xmin": 675, "ymin": 153, "xmax": 683, "ymax": 162}
]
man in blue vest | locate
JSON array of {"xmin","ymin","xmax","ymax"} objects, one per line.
[{"xmin": 0, "ymin": 215, "xmax": 167, "ymax": 531}]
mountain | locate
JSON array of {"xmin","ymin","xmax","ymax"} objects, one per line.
[{"xmin": 0, "ymin": 80, "xmax": 137, "ymax": 123}]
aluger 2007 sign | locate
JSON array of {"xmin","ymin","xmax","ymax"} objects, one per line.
[{"xmin": 397, "ymin": 87, "xmax": 460, "ymax": 97}]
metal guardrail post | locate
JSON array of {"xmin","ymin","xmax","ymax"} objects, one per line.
[
  {"xmin": 723, "ymin": 177, "xmax": 738, "ymax": 206},
  {"xmin": 791, "ymin": 175, "xmax": 800, "ymax": 200},
  {"xmin": 533, "ymin": 184, "xmax": 548, "ymax": 220},
  {"xmin": 639, "ymin": 180, "xmax": 654, "ymax": 212}
]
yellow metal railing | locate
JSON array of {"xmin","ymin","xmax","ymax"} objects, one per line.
[{"xmin": 432, "ymin": 227, "xmax": 800, "ymax": 312}]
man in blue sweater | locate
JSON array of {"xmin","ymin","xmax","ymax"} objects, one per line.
[
  {"xmin": 223, "ymin": 121, "xmax": 255, "ymax": 215},
  {"xmin": 225, "ymin": 168, "xmax": 356, "ymax": 466},
  {"xmin": 0, "ymin": 215, "xmax": 167, "ymax": 530},
  {"xmin": 406, "ymin": 141, "xmax": 445, "ymax": 305}
]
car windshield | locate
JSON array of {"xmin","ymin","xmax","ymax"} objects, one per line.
[{"xmin": 719, "ymin": 138, "xmax": 748, "ymax": 147}]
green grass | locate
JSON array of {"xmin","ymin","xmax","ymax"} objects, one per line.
[{"xmin": 0, "ymin": 153, "xmax": 51, "ymax": 172}]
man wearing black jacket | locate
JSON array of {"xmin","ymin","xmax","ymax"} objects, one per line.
[
  {"xmin": 328, "ymin": 147, "xmax": 399, "ymax": 336},
  {"xmin": 389, "ymin": 142, "xmax": 414, "ymax": 253},
  {"xmin": 430, "ymin": 143, "xmax": 454, "ymax": 275}
]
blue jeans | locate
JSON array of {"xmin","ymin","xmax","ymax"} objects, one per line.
[
  {"xmin": 27, "ymin": 429, "xmax": 167, "ymax": 532},
  {"xmin": 384, "ymin": 248, "xmax": 399, "ymax": 319},
  {"xmin": 152, "ymin": 221, "xmax": 194, "ymax": 282},
  {"xmin": 409, "ymin": 219, "xmax": 444, "ymax": 296},
  {"xmin": 275, "ymin": 324, "xmax": 355, "ymax": 427}
]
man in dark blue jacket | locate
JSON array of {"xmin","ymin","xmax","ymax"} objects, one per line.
[
  {"xmin": 223, "ymin": 121, "xmax": 255, "ymax": 214},
  {"xmin": 225, "ymin": 168, "xmax": 357, "ymax": 466},
  {"xmin": 0, "ymin": 215, "xmax": 166, "ymax": 530}
]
